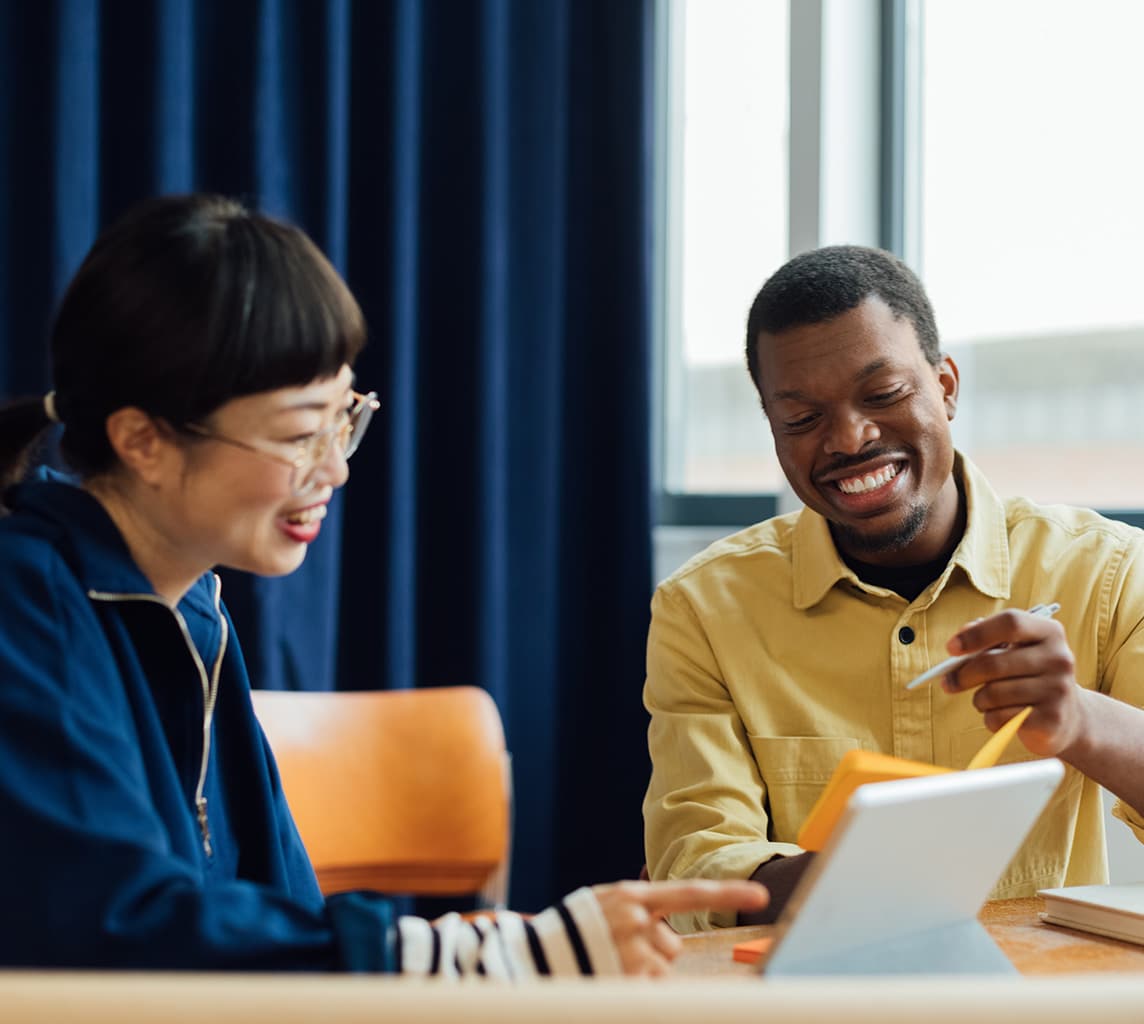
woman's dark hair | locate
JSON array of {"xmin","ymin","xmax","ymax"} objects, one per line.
[
  {"xmin": 744, "ymin": 244, "xmax": 939, "ymax": 402},
  {"xmin": 0, "ymin": 193, "xmax": 366, "ymax": 500}
]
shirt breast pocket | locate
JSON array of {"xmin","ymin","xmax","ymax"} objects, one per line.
[{"xmin": 747, "ymin": 735, "xmax": 864, "ymax": 843}]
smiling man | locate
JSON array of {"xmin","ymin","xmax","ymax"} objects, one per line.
[{"xmin": 643, "ymin": 245, "xmax": 1144, "ymax": 932}]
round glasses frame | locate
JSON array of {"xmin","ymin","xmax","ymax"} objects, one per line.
[{"xmin": 182, "ymin": 390, "xmax": 379, "ymax": 496}]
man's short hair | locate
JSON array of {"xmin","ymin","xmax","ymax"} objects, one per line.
[{"xmin": 745, "ymin": 245, "xmax": 940, "ymax": 398}]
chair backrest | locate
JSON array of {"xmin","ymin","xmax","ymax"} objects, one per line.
[{"xmin": 251, "ymin": 686, "xmax": 511, "ymax": 908}]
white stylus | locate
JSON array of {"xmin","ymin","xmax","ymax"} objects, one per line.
[{"xmin": 904, "ymin": 602, "xmax": 1061, "ymax": 691}]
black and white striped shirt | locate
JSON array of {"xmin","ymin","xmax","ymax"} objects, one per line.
[{"xmin": 395, "ymin": 887, "xmax": 623, "ymax": 978}]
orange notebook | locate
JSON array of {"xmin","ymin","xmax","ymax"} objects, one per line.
[{"xmin": 795, "ymin": 707, "xmax": 1033, "ymax": 852}]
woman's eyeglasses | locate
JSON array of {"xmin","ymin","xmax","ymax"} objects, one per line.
[{"xmin": 182, "ymin": 390, "xmax": 379, "ymax": 496}]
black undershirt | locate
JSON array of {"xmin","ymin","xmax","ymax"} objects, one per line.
[{"xmin": 840, "ymin": 550, "xmax": 951, "ymax": 603}]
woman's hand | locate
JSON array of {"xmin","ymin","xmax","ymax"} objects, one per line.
[{"xmin": 592, "ymin": 879, "xmax": 769, "ymax": 977}]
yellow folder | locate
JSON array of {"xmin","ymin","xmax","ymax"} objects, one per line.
[{"xmin": 796, "ymin": 707, "xmax": 1034, "ymax": 852}]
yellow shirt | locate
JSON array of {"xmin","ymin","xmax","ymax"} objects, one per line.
[{"xmin": 644, "ymin": 455, "xmax": 1144, "ymax": 931}]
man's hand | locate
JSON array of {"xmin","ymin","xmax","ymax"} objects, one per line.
[
  {"xmin": 592, "ymin": 879, "xmax": 768, "ymax": 976},
  {"xmin": 738, "ymin": 852, "xmax": 816, "ymax": 925},
  {"xmin": 942, "ymin": 606, "xmax": 1144, "ymax": 816},
  {"xmin": 943, "ymin": 608, "xmax": 1085, "ymax": 757}
]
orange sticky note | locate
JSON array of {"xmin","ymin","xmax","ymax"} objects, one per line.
[
  {"xmin": 796, "ymin": 708, "xmax": 1036, "ymax": 852},
  {"xmin": 796, "ymin": 750, "xmax": 950, "ymax": 851},
  {"xmin": 732, "ymin": 937, "xmax": 773, "ymax": 964}
]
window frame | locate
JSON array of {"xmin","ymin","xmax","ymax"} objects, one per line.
[
  {"xmin": 654, "ymin": 0, "xmax": 896, "ymax": 528},
  {"xmin": 653, "ymin": 0, "xmax": 1144, "ymax": 534}
]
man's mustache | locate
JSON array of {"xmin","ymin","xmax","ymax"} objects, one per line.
[{"xmin": 815, "ymin": 448, "xmax": 906, "ymax": 482}]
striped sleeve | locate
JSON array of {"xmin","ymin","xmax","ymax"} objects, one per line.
[{"xmin": 395, "ymin": 887, "xmax": 624, "ymax": 979}]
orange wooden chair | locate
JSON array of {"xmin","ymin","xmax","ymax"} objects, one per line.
[{"xmin": 251, "ymin": 686, "xmax": 512, "ymax": 908}]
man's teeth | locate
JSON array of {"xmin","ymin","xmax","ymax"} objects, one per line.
[
  {"xmin": 837, "ymin": 464, "xmax": 898, "ymax": 495},
  {"xmin": 285, "ymin": 505, "xmax": 327, "ymax": 526}
]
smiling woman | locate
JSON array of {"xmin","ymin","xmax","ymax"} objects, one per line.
[
  {"xmin": 83, "ymin": 367, "xmax": 370, "ymax": 602},
  {"xmin": 0, "ymin": 194, "xmax": 766, "ymax": 976}
]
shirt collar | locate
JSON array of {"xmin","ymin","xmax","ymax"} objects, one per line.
[{"xmin": 791, "ymin": 451, "xmax": 1011, "ymax": 610}]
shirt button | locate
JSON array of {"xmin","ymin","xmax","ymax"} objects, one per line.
[{"xmin": 898, "ymin": 626, "xmax": 915, "ymax": 645}]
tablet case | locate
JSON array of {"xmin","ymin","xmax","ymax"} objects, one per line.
[{"xmin": 763, "ymin": 758, "xmax": 1065, "ymax": 976}]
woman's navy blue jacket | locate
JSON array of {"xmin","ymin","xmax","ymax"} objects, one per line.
[{"xmin": 0, "ymin": 474, "xmax": 395, "ymax": 970}]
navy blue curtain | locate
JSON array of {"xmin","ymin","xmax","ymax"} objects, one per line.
[{"xmin": 0, "ymin": 0, "xmax": 654, "ymax": 910}]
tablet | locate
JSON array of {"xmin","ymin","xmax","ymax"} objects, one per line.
[{"xmin": 762, "ymin": 757, "xmax": 1065, "ymax": 976}]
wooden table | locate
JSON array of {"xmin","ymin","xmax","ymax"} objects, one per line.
[
  {"xmin": 674, "ymin": 897, "xmax": 1144, "ymax": 976},
  {"xmin": 4, "ymin": 900, "xmax": 1144, "ymax": 1024}
]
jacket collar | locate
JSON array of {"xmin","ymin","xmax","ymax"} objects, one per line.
[
  {"xmin": 8, "ymin": 469, "xmax": 220, "ymax": 617},
  {"xmin": 791, "ymin": 452, "xmax": 1011, "ymax": 610}
]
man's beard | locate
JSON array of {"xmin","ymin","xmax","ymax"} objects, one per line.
[{"xmin": 832, "ymin": 502, "xmax": 929, "ymax": 557}]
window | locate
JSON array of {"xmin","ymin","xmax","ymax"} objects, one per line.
[
  {"xmin": 919, "ymin": 0, "xmax": 1144, "ymax": 509},
  {"xmin": 658, "ymin": 0, "xmax": 789, "ymax": 501},
  {"xmin": 658, "ymin": 0, "xmax": 1144, "ymax": 520}
]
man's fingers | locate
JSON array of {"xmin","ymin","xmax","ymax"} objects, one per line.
[
  {"xmin": 949, "ymin": 608, "xmax": 1062, "ymax": 657},
  {"xmin": 946, "ymin": 646, "xmax": 1050, "ymax": 692},
  {"xmin": 946, "ymin": 640, "xmax": 1075, "ymax": 695},
  {"xmin": 980, "ymin": 704, "xmax": 1037, "ymax": 734},
  {"xmin": 967, "ymin": 672, "xmax": 1063, "ymax": 712}
]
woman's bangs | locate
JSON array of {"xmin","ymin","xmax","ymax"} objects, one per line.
[{"xmin": 199, "ymin": 221, "xmax": 366, "ymax": 411}]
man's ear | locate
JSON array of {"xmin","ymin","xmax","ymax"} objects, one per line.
[
  {"xmin": 103, "ymin": 408, "xmax": 177, "ymax": 486},
  {"xmin": 937, "ymin": 354, "xmax": 959, "ymax": 421}
]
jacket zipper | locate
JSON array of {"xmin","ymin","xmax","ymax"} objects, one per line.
[{"xmin": 88, "ymin": 575, "xmax": 228, "ymax": 858}]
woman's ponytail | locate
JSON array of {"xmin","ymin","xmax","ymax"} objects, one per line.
[{"xmin": 0, "ymin": 395, "xmax": 56, "ymax": 512}]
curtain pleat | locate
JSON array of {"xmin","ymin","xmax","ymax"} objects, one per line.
[{"xmin": 1, "ymin": 0, "xmax": 653, "ymax": 911}]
